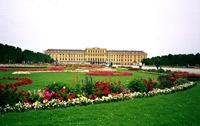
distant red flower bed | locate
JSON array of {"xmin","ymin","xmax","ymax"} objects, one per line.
[
  {"xmin": 0, "ymin": 77, "xmax": 33, "ymax": 89},
  {"xmin": 86, "ymin": 71, "xmax": 133, "ymax": 76},
  {"xmin": 0, "ymin": 67, "xmax": 9, "ymax": 71},
  {"xmin": 171, "ymin": 71, "xmax": 200, "ymax": 80},
  {"xmin": 48, "ymin": 66, "xmax": 65, "ymax": 71}
]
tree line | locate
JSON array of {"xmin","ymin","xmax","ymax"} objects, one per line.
[
  {"xmin": 142, "ymin": 53, "xmax": 200, "ymax": 67},
  {"xmin": 0, "ymin": 43, "xmax": 53, "ymax": 64}
]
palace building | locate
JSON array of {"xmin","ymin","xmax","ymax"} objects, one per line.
[{"xmin": 45, "ymin": 48, "xmax": 147, "ymax": 65}]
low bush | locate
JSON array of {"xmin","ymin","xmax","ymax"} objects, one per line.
[
  {"xmin": 0, "ymin": 87, "xmax": 27, "ymax": 107},
  {"xmin": 143, "ymin": 79, "xmax": 158, "ymax": 91},
  {"xmin": 157, "ymin": 69, "xmax": 165, "ymax": 73},
  {"xmin": 159, "ymin": 80, "xmax": 174, "ymax": 89},
  {"xmin": 82, "ymin": 75, "xmax": 95, "ymax": 96},
  {"xmin": 158, "ymin": 75, "xmax": 175, "ymax": 89},
  {"xmin": 175, "ymin": 78, "xmax": 188, "ymax": 85},
  {"xmin": 127, "ymin": 80, "xmax": 147, "ymax": 92},
  {"xmin": 108, "ymin": 81, "xmax": 124, "ymax": 93}
]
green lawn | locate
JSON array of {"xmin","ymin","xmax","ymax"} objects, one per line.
[
  {"xmin": 1, "ymin": 82, "xmax": 200, "ymax": 126},
  {"xmin": 0, "ymin": 70, "xmax": 159, "ymax": 91}
]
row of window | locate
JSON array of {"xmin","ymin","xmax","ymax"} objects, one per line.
[
  {"xmin": 53, "ymin": 55, "xmax": 144, "ymax": 58},
  {"xmin": 86, "ymin": 50, "xmax": 106, "ymax": 53}
]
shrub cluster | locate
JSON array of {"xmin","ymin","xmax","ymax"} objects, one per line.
[{"xmin": 0, "ymin": 87, "xmax": 29, "ymax": 107}]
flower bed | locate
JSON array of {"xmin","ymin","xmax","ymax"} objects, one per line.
[
  {"xmin": 0, "ymin": 66, "xmax": 65, "ymax": 72},
  {"xmin": 0, "ymin": 82, "xmax": 195, "ymax": 113},
  {"xmin": 48, "ymin": 66, "xmax": 65, "ymax": 71},
  {"xmin": 86, "ymin": 71, "xmax": 133, "ymax": 76},
  {"xmin": 171, "ymin": 71, "xmax": 200, "ymax": 80},
  {"xmin": 0, "ymin": 67, "xmax": 8, "ymax": 71},
  {"xmin": 0, "ymin": 77, "xmax": 33, "ymax": 89},
  {"xmin": 12, "ymin": 71, "xmax": 31, "ymax": 74}
]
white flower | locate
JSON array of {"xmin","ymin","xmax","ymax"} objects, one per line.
[{"xmin": 12, "ymin": 71, "xmax": 31, "ymax": 74}]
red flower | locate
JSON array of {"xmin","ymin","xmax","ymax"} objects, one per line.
[
  {"xmin": 95, "ymin": 91, "xmax": 101, "ymax": 95},
  {"xmin": 58, "ymin": 97, "xmax": 64, "ymax": 101},
  {"xmin": 103, "ymin": 88, "xmax": 110, "ymax": 95},
  {"xmin": 59, "ymin": 87, "xmax": 66, "ymax": 93},
  {"xmin": 67, "ymin": 93, "xmax": 75, "ymax": 100},
  {"xmin": 54, "ymin": 92, "xmax": 59, "ymax": 97},
  {"xmin": 89, "ymin": 95, "xmax": 97, "ymax": 100}
]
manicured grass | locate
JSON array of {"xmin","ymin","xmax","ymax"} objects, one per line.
[
  {"xmin": 0, "ymin": 79, "xmax": 19, "ymax": 84},
  {"xmin": 0, "ymin": 70, "xmax": 159, "ymax": 91},
  {"xmin": 1, "ymin": 82, "xmax": 200, "ymax": 126}
]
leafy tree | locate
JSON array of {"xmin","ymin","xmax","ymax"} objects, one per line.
[
  {"xmin": 0, "ymin": 43, "xmax": 53, "ymax": 64},
  {"xmin": 142, "ymin": 53, "xmax": 200, "ymax": 67}
]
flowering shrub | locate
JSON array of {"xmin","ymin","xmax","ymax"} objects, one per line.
[
  {"xmin": 43, "ymin": 83, "xmax": 71, "ymax": 101},
  {"xmin": 108, "ymin": 81, "xmax": 124, "ymax": 94},
  {"xmin": 86, "ymin": 71, "xmax": 133, "ymax": 76},
  {"xmin": 95, "ymin": 81, "xmax": 111, "ymax": 97},
  {"xmin": 143, "ymin": 79, "xmax": 158, "ymax": 91},
  {"xmin": 0, "ymin": 77, "xmax": 33, "ymax": 89},
  {"xmin": 1, "ymin": 82, "xmax": 196, "ymax": 113}
]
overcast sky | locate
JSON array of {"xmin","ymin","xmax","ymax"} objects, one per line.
[{"xmin": 0, "ymin": 0, "xmax": 200, "ymax": 57}]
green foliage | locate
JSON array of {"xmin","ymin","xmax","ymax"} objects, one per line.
[
  {"xmin": 157, "ymin": 68, "xmax": 165, "ymax": 73},
  {"xmin": 82, "ymin": 75, "xmax": 95, "ymax": 95},
  {"xmin": 152, "ymin": 81, "xmax": 159, "ymax": 88},
  {"xmin": 0, "ymin": 87, "xmax": 25, "ymax": 107},
  {"xmin": 127, "ymin": 79, "xmax": 147, "ymax": 92},
  {"xmin": 108, "ymin": 82, "xmax": 124, "ymax": 93},
  {"xmin": 175, "ymin": 78, "xmax": 189, "ymax": 85},
  {"xmin": 47, "ymin": 82, "xmax": 69, "ymax": 93},
  {"xmin": 159, "ymin": 80, "xmax": 174, "ymax": 89},
  {"xmin": 0, "ymin": 43, "xmax": 53, "ymax": 64},
  {"xmin": 158, "ymin": 74, "xmax": 172, "ymax": 81},
  {"xmin": 154, "ymin": 58, "xmax": 161, "ymax": 70},
  {"xmin": 28, "ymin": 93, "xmax": 41, "ymax": 103},
  {"xmin": 142, "ymin": 53, "xmax": 200, "ymax": 66},
  {"xmin": 71, "ymin": 83, "xmax": 82, "ymax": 95},
  {"xmin": 158, "ymin": 75, "xmax": 174, "ymax": 89}
]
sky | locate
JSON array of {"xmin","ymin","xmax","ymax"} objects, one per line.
[{"xmin": 0, "ymin": 0, "xmax": 200, "ymax": 58}]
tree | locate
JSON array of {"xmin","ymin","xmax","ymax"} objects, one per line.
[
  {"xmin": 154, "ymin": 58, "xmax": 161, "ymax": 70},
  {"xmin": 0, "ymin": 43, "xmax": 53, "ymax": 64}
]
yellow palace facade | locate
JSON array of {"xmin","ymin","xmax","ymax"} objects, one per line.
[{"xmin": 45, "ymin": 47, "xmax": 147, "ymax": 65}]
